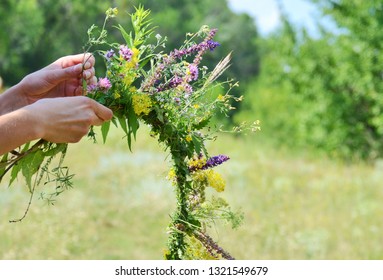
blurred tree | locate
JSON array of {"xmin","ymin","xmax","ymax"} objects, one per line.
[
  {"xmin": 0, "ymin": 0, "xmax": 110, "ymax": 85},
  {"xmin": 1, "ymin": 0, "xmax": 260, "ymax": 94},
  {"xmin": 250, "ymin": 0, "xmax": 383, "ymax": 160},
  {"xmin": 0, "ymin": 0, "xmax": 44, "ymax": 84},
  {"xmin": 135, "ymin": 0, "xmax": 259, "ymax": 80}
]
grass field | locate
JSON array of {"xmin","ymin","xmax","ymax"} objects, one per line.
[{"xmin": 1, "ymin": 125, "xmax": 383, "ymax": 259}]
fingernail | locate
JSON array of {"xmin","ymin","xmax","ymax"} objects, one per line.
[
  {"xmin": 90, "ymin": 76, "xmax": 98, "ymax": 85},
  {"xmin": 83, "ymin": 71, "xmax": 91, "ymax": 79},
  {"xmin": 74, "ymin": 64, "xmax": 82, "ymax": 72},
  {"xmin": 84, "ymin": 62, "xmax": 91, "ymax": 69}
]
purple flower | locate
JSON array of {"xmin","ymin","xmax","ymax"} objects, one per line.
[
  {"xmin": 170, "ymin": 45, "xmax": 199, "ymax": 60},
  {"xmin": 188, "ymin": 64, "xmax": 199, "ymax": 81},
  {"xmin": 104, "ymin": 49, "xmax": 115, "ymax": 60},
  {"xmin": 188, "ymin": 154, "xmax": 230, "ymax": 172},
  {"xmin": 140, "ymin": 27, "xmax": 219, "ymax": 94},
  {"xmin": 98, "ymin": 77, "xmax": 112, "ymax": 91},
  {"xmin": 86, "ymin": 84, "xmax": 97, "ymax": 93},
  {"xmin": 169, "ymin": 76, "xmax": 183, "ymax": 88},
  {"xmin": 155, "ymin": 76, "xmax": 192, "ymax": 94},
  {"xmin": 119, "ymin": 45, "xmax": 133, "ymax": 61},
  {"xmin": 202, "ymin": 155, "xmax": 230, "ymax": 170},
  {"xmin": 207, "ymin": 40, "xmax": 220, "ymax": 51},
  {"xmin": 183, "ymin": 83, "xmax": 193, "ymax": 94}
]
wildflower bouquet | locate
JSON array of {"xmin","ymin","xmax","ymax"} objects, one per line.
[{"xmin": 0, "ymin": 6, "xmax": 259, "ymax": 259}]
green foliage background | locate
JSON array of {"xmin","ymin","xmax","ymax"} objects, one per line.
[
  {"xmin": 236, "ymin": 0, "xmax": 383, "ymax": 160},
  {"xmin": 0, "ymin": 0, "xmax": 259, "ymax": 87}
]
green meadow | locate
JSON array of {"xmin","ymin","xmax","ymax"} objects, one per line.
[{"xmin": 1, "ymin": 125, "xmax": 383, "ymax": 260}]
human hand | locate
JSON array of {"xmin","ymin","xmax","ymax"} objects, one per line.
[
  {"xmin": 19, "ymin": 53, "xmax": 97, "ymax": 105},
  {"xmin": 25, "ymin": 96, "xmax": 113, "ymax": 143}
]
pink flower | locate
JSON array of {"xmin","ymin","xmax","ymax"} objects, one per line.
[
  {"xmin": 188, "ymin": 64, "xmax": 199, "ymax": 81},
  {"xmin": 119, "ymin": 45, "xmax": 133, "ymax": 61},
  {"xmin": 98, "ymin": 77, "xmax": 112, "ymax": 91}
]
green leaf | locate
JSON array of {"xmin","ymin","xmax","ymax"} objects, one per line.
[
  {"xmin": 21, "ymin": 150, "xmax": 45, "ymax": 192},
  {"xmin": 111, "ymin": 117, "xmax": 118, "ymax": 127},
  {"xmin": 101, "ymin": 120, "xmax": 111, "ymax": 144},
  {"xmin": 191, "ymin": 134, "xmax": 202, "ymax": 155},
  {"xmin": 155, "ymin": 106, "xmax": 164, "ymax": 123},
  {"xmin": 127, "ymin": 109, "xmax": 140, "ymax": 151},
  {"xmin": 192, "ymin": 117, "xmax": 211, "ymax": 130},
  {"xmin": 118, "ymin": 117, "xmax": 134, "ymax": 151},
  {"xmin": 116, "ymin": 24, "xmax": 134, "ymax": 48},
  {"xmin": 128, "ymin": 109, "xmax": 139, "ymax": 140},
  {"xmin": 118, "ymin": 117, "xmax": 128, "ymax": 135},
  {"xmin": 43, "ymin": 143, "xmax": 66, "ymax": 157},
  {"xmin": 21, "ymin": 142, "xmax": 30, "ymax": 152},
  {"xmin": 0, "ymin": 153, "xmax": 9, "ymax": 179},
  {"xmin": 9, "ymin": 162, "xmax": 22, "ymax": 186},
  {"xmin": 191, "ymin": 134, "xmax": 208, "ymax": 156},
  {"xmin": 139, "ymin": 54, "xmax": 154, "ymax": 68}
]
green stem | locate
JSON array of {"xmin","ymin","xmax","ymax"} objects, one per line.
[
  {"xmin": 143, "ymin": 113, "xmax": 192, "ymax": 260},
  {"xmin": 165, "ymin": 141, "xmax": 191, "ymax": 260}
]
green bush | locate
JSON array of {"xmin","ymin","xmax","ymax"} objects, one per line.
[{"xmin": 240, "ymin": 0, "xmax": 383, "ymax": 160}]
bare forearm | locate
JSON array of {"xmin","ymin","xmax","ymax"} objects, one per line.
[
  {"xmin": 0, "ymin": 96, "xmax": 113, "ymax": 155},
  {"xmin": 0, "ymin": 108, "xmax": 39, "ymax": 155},
  {"xmin": 0, "ymin": 83, "xmax": 28, "ymax": 116}
]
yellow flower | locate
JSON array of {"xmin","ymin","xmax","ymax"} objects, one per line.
[
  {"xmin": 163, "ymin": 248, "xmax": 171, "ymax": 259},
  {"xmin": 123, "ymin": 73, "xmax": 136, "ymax": 87},
  {"xmin": 114, "ymin": 92, "xmax": 121, "ymax": 99},
  {"xmin": 190, "ymin": 169, "xmax": 226, "ymax": 192},
  {"xmin": 206, "ymin": 170, "xmax": 225, "ymax": 192},
  {"xmin": 191, "ymin": 170, "xmax": 207, "ymax": 183},
  {"xmin": 188, "ymin": 156, "xmax": 206, "ymax": 171},
  {"xmin": 167, "ymin": 168, "xmax": 177, "ymax": 185},
  {"xmin": 106, "ymin": 7, "xmax": 118, "ymax": 17},
  {"xmin": 184, "ymin": 235, "xmax": 219, "ymax": 260},
  {"xmin": 121, "ymin": 49, "xmax": 140, "ymax": 87},
  {"xmin": 132, "ymin": 93, "xmax": 153, "ymax": 116},
  {"xmin": 126, "ymin": 48, "xmax": 140, "ymax": 69},
  {"xmin": 186, "ymin": 135, "xmax": 192, "ymax": 142},
  {"xmin": 217, "ymin": 94, "xmax": 225, "ymax": 101},
  {"xmin": 193, "ymin": 104, "xmax": 200, "ymax": 109}
]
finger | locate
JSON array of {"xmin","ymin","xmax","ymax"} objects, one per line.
[
  {"xmin": 83, "ymin": 61, "xmax": 92, "ymax": 70},
  {"xmin": 45, "ymin": 64, "xmax": 83, "ymax": 85},
  {"xmin": 45, "ymin": 53, "xmax": 95, "ymax": 72},
  {"xmin": 82, "ymin": 53, "xmax": 95, "ymax": 68},
  {"xmin": 82, "ymin": 67, "xmax": 95, "ymax": 80},
  {"xmin": 60, "ymin": 53, "xmax": 95, "ymax": 68},
  {"xmin": 88, "ymin": 76, "xmax": 98, "ymax": 86},
  {"xmin": 74, "ymin": 86, "xmax": 83, "ymax": 96}
]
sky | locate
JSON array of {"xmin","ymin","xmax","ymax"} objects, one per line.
[{"xmin": 227, "ymin": 0, "xmax": 321, "ymax": 36}]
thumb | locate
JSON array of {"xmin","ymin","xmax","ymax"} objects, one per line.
[{"xmin": 92, "ymin": 101, "xmax": 114, "ymax": 123}]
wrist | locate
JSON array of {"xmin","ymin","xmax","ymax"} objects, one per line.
[{"xmin": 22, "ymin": 104, "xmax": 45, "ymax": 140}]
